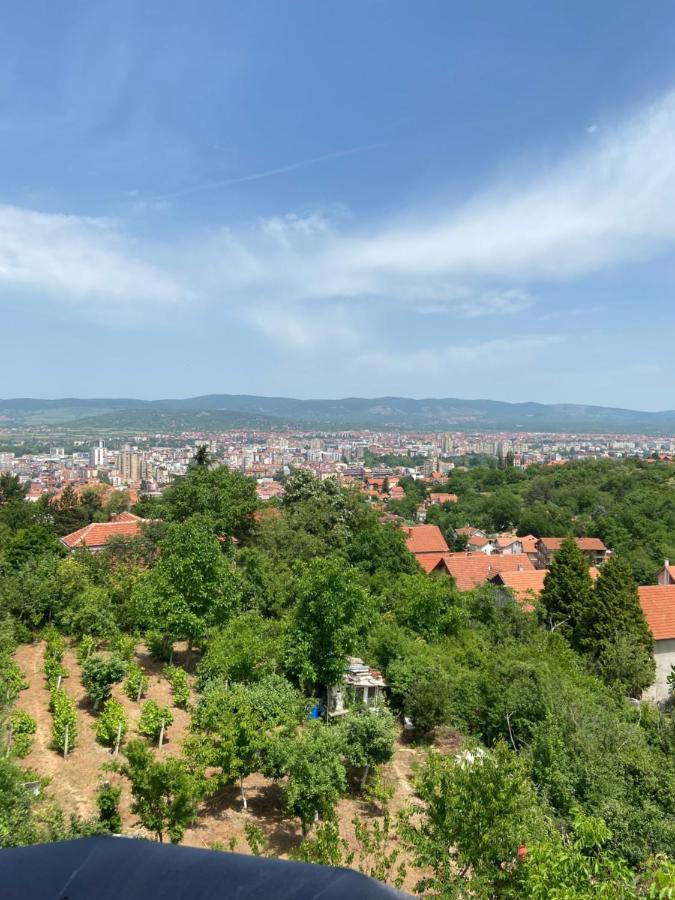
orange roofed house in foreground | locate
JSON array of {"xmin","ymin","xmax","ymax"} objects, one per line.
[
  {"xmin": 403, "ymin": 524, "xmax": 450, "ymax": 573},
  {"xmin": 639, "ymin": 585, "xmax": 675, "ymax": 703},
  {"xmin": 60, "ymin": 512, "xmax": 148, "ymax": 552}
]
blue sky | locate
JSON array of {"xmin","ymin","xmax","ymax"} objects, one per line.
[{"xmin": 2, "ymin": 1, "xmax": 675, "ymax": 408}]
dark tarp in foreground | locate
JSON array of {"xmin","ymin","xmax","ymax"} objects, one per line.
[{"xmin": 0, "ymin": 836, "xmax": 409, "ymax": 899}]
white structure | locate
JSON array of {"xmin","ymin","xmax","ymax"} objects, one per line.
[{"xmin": 327, "ymin": 657, "xmax": 387, "ymax": 716}]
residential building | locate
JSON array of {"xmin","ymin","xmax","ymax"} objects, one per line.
[
  {"xmin": 639, "ymin": 585, "xmax": 675, "ymax": 703},
  {"xmin": 536, "ymin": 537, "xmax": 609, "ymax": 569},
  {"xmin": 60, "ymin": 512, "xmax": 148, "ymax": 552}
]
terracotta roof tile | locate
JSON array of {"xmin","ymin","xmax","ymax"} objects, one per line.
[
  {"xmin": 404, "ymin": 525, "xmax": 449, "ymax": 555},
  {"xmin": 443, "ymin": 552, "xmax": 534, "ymax": 592},
  {"xmin": 60, "ymin": 518, "xmax": 147, "ymax": 549},
  {"xmin": 638, "ymin": 586, "xmax": 675, "ymax": 640},
  {"xmin": 539, "ymin": 537, "xmax": 606, "ymax": 552}
]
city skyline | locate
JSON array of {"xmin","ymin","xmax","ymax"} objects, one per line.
[{"xmin": 3, "ymin": 3, "xmax": 675, "ymax": 406}]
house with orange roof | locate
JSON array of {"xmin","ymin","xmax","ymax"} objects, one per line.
[
  {"xmin": 639, "ymin": 584, "xmax": 675, "ymax": 702},
  {"xmin": 490, "ymin": 565, "xmax": 600, "ymax": 612},
  {"xmin": 536, "ymin": 536, "xmax": 609, "ymax": 569},
  {"xmin": 442, "ymin": 552, "xmax": 534, "ymax": 592},
  {"xmin": 428, "ymin": 493, "xmax": 459, "ymax": 505},
  {"xmin": 403, "ymin": 524, "xmax": 449, "ymax": 567},
  {"xmin": 60, "ymin": 512, "xmax": 149, "ymax": 552}
]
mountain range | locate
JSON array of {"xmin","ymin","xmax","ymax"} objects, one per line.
[{"xmin": 2, "ymin": 394, "xmax": 675, "ymax": 434}]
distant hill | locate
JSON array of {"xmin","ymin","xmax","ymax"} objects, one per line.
[{"xmin": 2, "ymin": 394, "xmax": 675, "ymax": 433}]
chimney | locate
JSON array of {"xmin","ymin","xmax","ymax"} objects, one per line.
[
  {"xmin": 666, "ymin": 559, "xmax": 670, "ymax": 569},
  {"xmin": 517, "ymin": 564, "xmax": 524, "ymax": 572}
]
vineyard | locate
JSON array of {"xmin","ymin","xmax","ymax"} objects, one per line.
[{"xmin": 10, "ymin": 639, "xmax": 424, "ymax": 869}]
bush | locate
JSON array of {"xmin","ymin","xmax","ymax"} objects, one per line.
[
  {"xmin": 8, "ymin": 709, "xmax": 36, "ymax": 757},
  {"xmin": 138, "ymin": 700, "xmax": 173, "ymax": 741},
  {"xmin": 96, "ymin": 782, "xmax": 122, "ymax": 833},
  {"xmin": 76, "ymin": 635, "xmax": 97, "ymax": 665},
  {"xmin": 95, "ymin": 698, "xmax": 128, "ymax": 748},
  {"xmin": 123, "ymin": 663, "xmax": 149, "ymax": 701},
  {"xmin": 43, "ymin": 655, "xmax": 68, "ymax": 691},
  {"xmin": 146, "ymin": 630, "xmax": 172, "ymax": 662},
  {"xmin": 80, "ymin": 654, "xmax": 127, "ymax": 708},
  {"xmin": 43, "ymin": 628, "xmax": 68, "ymax": 690},
  {"xmin": 110, "ymin": 633, "xmax": 136, "ymax": 664},
  {"xmin": 0, "ymin": 658, "xmax": 28, "ymax": 702},
  {"xmin": 164, "ymin": 665, "xmax": 190, "ymax": 710},
  {"xmin": 51, "ymin": 689, "xmax": 77, "ymax": 754}
]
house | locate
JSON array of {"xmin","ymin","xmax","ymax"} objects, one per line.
[
  {"xmin": 442, "ymin": 552, "xmax": 534, "ymax": 592},
  {"xmin": 536, "ymin": 537, "xmax": 609, "ymax": 569},
  {"xmin": 489, "ymin": 569, "xmax": 548, "ymax": 611},
  {"xmin": 656, "ymin": 559, "xmax": 675, "ymax": 585},
  {"xmin": 455, "ymin": 526, "xmax": 495, "ymax": 554},
  {"xmin": 638, "ymin": 585, "xmax": 675, "ymax": 703},
  {"xmin": 60, "ymin": 512, "xmax": 148, "ymax": 552},
  {"xmin": 404, "ymin": 524, "xmax": 449, "ymax": 558},
  {"xmin": 493, "ymin": 535, "xmax": 524, "ymax": 555},
  {"xmin": 519, "ymin": 534, "xmax": 540, "ymax": 567},
  {"xmin": 490, "ymin": 565, "xmax": 601, "ymax": 612},
  {"xmin": 428, "ymin": 493, "xmax": 459, "ymax": 505},
  {"xmin": 327, "ymin": 657, "xmax": 387, "ymax": 717}
]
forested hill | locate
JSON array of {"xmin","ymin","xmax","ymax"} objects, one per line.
[{"xmin": 3, "ymin": 393, "xmax": 675, "ymax": 432}]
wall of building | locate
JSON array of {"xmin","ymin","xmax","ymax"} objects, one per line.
[{"xmin": 644, "ymin": 638, "xmax": 675, "ymax": 703}]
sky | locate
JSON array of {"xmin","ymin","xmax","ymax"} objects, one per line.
[{"xmin": 2, "ymin": 1, "xmax": 675, "ymax": 408}]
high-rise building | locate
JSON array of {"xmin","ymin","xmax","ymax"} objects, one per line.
[
  {"xmin": 89, "ymin": 440, "xmax": 106, "ymax": 468},
  {"xmin": 119, "ymin": 450, "xmax": 143, "ymax": 482}
]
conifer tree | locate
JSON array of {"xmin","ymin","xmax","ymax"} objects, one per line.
[
  {"xmin": 540, "ymin": 538, "xmax": 593, "ymax": 648},
  {"xmin": 580, "ymin": 555, "xmax": 653, "ymax": 655}
]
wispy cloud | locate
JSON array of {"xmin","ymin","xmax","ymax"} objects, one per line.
[
  {"xmin": 4, "ymin": 88, "xmax": 675, "ymax": 348},
  {"xmin": 0, "ymin": 203, "xmax": 184, "ymax": 320},
  {"xmin": 149, "ymin": 144, "xmax": 380, "ymax": 201}
]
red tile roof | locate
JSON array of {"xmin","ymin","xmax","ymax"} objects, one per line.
[
  {"xmin": 519, "ymin": 534, "xmax": 539, "ymax": 554},
  {"xmin": 416, "ymin": 553, "xmax": 451, "ymax": 574},
  {"xmin": 539, "ymin": 537, "xmax": 607, "ymax": 552},
  {"xmin": 638, "ymin": 586, "xmax": 675, "ymax": 641},
  {"xmin": 443, "ymin": 552, "xmax": 534, "ymax": 592},
  {"xmin": 429, "ymin": 493, "xmax": 458, "ymax": 504},
  {"xmin": 490, "ymin": 569, "xmax": 549, "ymax": 611},
  {"xmin": 404, "ymin": 524, "xmax": 449, "ymax": 555},
  {"xmin": 61, "ymin": 515, "xmax": 146, "ymax": 549}
]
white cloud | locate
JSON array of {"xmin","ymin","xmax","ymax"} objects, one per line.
[
  {"xmin": 4, "ymin": 88, "xmax": 675, "ymax": 347},
  {"xmin": 0, "ymin": 203, "xmax": 185, "ymax": 319}
]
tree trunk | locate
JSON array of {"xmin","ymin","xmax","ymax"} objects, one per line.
[
  {"xmin": 240, "ymin": 777, "xmax": 247, "ymax": 810},
  {"xmin": 314, "ymin": 809, "xmax": 319, "ymax": 824},
  {"xmin": 186, "ymin": 639, "xmax": 193, "ymax": 672},
  {"xmin": 360, "ymin": 764, "xmax": 370, "ymax": 790}
]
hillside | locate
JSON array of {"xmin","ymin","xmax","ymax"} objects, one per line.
[{"xmin": 2, "ymin": 393, "xmax": 675, "ymax": 432}]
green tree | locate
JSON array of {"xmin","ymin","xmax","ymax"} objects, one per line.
[
  {"xmin": 96, "ymin": 782, "xmax": 122, "ymax": 833},
  {"xmin": 0, "ymin": 473, "xmax": 28, "ymax": 505},
  {"xmin": 191, "ymin": 675, "xmax": 302, "ymax": 808},
  {"xmin": 401, "ymin": 742, "xmax": 549, "ymax": 896},
  {"xmin": 197, "ymin": 611, "xmax": 283, "ymax": 688},
  {"xmin": 80, "ymin": 654, "xmax": 126, "ymax": 710},
  {"xmin": 578, "ymin": 556, "xmax": 654, "ymax": 664},
  {"xmin": 283, "ymin": 722, "xmax": 346, "ymax": 835},
  {"xmin": 95, "ymin": 698, "xmax": 128, "ymax": 748},
  {"xmin": 118, "ymin": 740, "xmax": 200, "ymax": 842},
  {"xmin": 340, "ymin": 705, "xmax": 397, "ymax": 789},
  {"xmin": 540, "ymin": 538, "xmax": 594, "ymax": 648},
  {"xmin": 284, "ymin": 557, "xmax": 372, "ymax": 689},
  {"xmin": 161, "ymin": 466, "xmax": 258, "ymax": 539}
]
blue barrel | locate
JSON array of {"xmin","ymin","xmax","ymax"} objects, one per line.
[{"xmin": 309, "ymin": 704, "xmax": 321, "ymax": 719}]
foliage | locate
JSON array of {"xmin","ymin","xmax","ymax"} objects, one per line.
[
  {"xmin": 197, "ymin": 611, "xmax": 283, "ymax": 688},
  {"xmin": 284, "ymin": 557, "xmax": 372, "ymax": 688},
  {"xmin": 160, "ymin": 465, "xmax": 258, "ymax": 540},
  {"xmin": 96, "ymin": 782, "xmax": 122, "ymax": 833},
  {"xmin": 80, "ymin": 654, "xmax": 127, "ymax": 708},
  {"xmin": 50, "ymin": 688, "xmax": 77, "ymax": 753},
  {"xmin": 118, "ymin": 739, "xmax": 200, "ymax": 842},
  {"xmin": 95, "ymin": 698, "xmax": 128, "ymax": 748},
  {"xmin": 340, "ymin": 705, "xmax": 397, "ymax": 788},
  {"xmin": 123, "ymin": 663, "xmax": 149, "ymax": 701},
  {"xmin": 540, "ymin": 538, "xmax": 594, "ymax": 647},
  {"xmin": 164, "ymin": 665, "xmax": 190, "ymax": 709},
  {"xmin": 401, "ymin": 741, "xmax": 550, "ymax": 896},
  {"xmin": 138, "ymin": 700, "xmax": 173, "ymax": 741},
  {"xmin": 282, "ymin": 722, "xmax": 346, "ymax": 835},
  {"xmin": 7, "ymin": 708, "xmax": 36, "ymax": 757}
]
